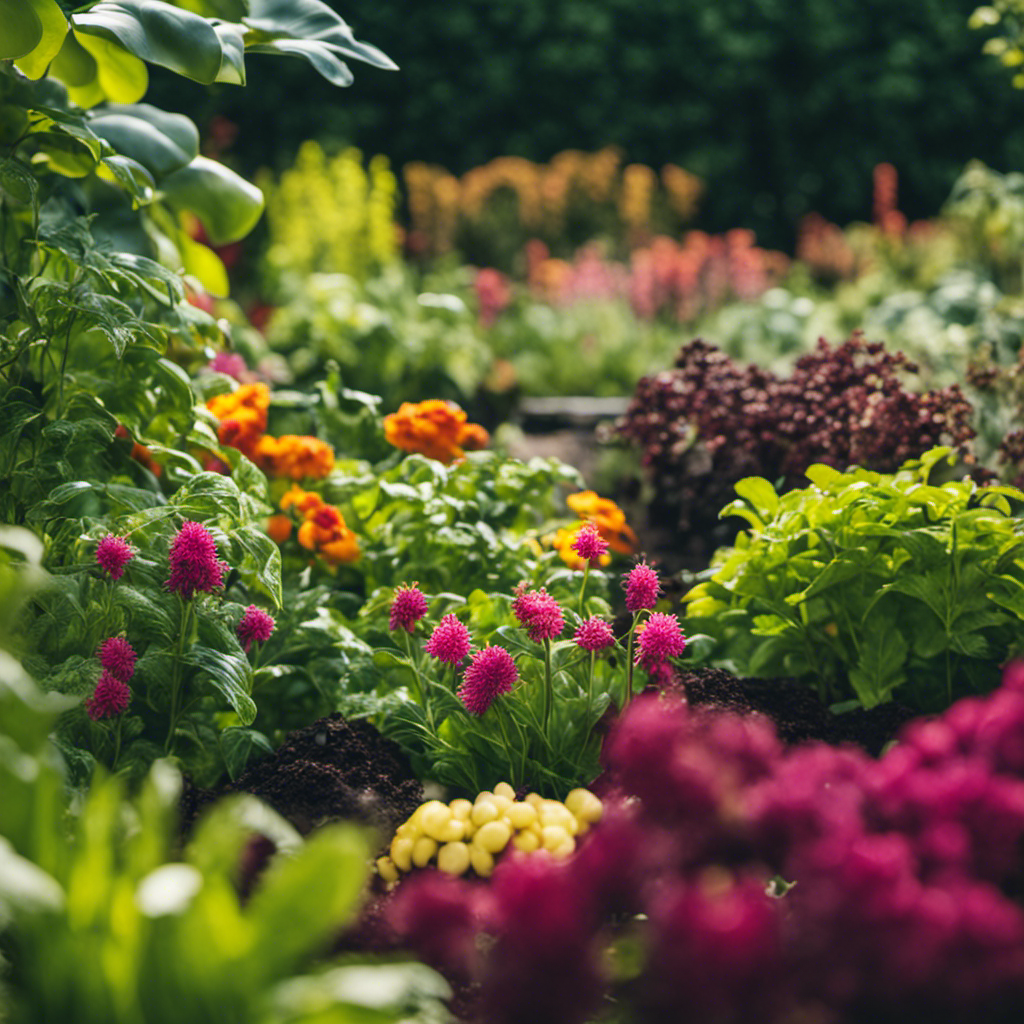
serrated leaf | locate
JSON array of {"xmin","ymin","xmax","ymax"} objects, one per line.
[
  {"xmin": 220, "ymin": 727, "xmax": 272, "ymax": 780},
  {"xmin": 232, "ymin": 524, "xmax": 282, "ymax": 608},
  {"xmin": 848, "ymin": 617, "xmax": 908, "ymax": 708}
]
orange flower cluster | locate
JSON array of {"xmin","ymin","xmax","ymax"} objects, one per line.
[
  {"xmin": 566, "ymin": 491, "xmax": 638, "ymax": 556},
  {"xmin": 403, "ymin": 149, "xmax": 704, "ymax": 257},
  {"xmin": 206, "ymin": 384, "xmax": 335, "ymax": 481},
  {"xmin": 114, "ymin": 424, "xmax": 162, "ymax": 477},
  {"xmin": 254, "ymin": 434, "xmax": 335, "ymax": 480},
  {"xmin": 383, "ymin": 400, "xmax": 489, "ymax": 464},
  {"xmin": 206, "ymin": 383, "xmax": 270, "ymax": 460},
  {"xmin": 272, "ymin": 485, "xmax": 360, "ymax": 564}
]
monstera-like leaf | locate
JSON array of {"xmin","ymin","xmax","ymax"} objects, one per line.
[
  {"xmin": 160, "ymin": 156, "xmax": 264, "ymax": 245},
  {"xmin": 9, "ymin": 0, "xmax": 68, "ymax": 78},
  {"xmin": 89, "ymin": 106, "xmax": 200, "ymax": 180}
]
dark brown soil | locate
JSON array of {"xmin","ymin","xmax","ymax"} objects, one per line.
[
  {"xmin": 675, "ymin": 666, "xmax": 917, "ymax": 755},
  {"xmin": 182, "ymin": 714, "xmax": 424, "ymax": 840}
]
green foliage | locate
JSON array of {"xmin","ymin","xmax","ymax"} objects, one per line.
[
  {"xmin": 0, "ymin": 641, "xmax": 448, "ymax": 1024},
  {"xmin": 685, "ymin": 448, "xmax": 1024, "ymax": 711},
  {"xmin": 163, "ymin": 0, "xmax": 1024, "ymax": 248}
]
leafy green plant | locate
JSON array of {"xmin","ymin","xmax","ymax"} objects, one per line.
[
  {"xmin": 0, "ymin": 553, "xmax": 449, "ymax": 1024},
  {"xmin": 685, "ymin": 447, "xmax": 1024, "ymax": 712}
]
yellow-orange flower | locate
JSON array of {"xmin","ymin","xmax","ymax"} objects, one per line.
[
  {"xmin": 207, "ymin": 383, "xmax": 270, "ymax": 459},
  {"xmin": 566, "ymin": 490, "xmax": 638, "ymax": 555},
  {"xmin": 254, "ymin": 434, "xmax": 335, "ymax": 480},
  {"xmin": 297, "ymin": 503, "xmax": 360, "ymax": 564},
  {"xmin": 383, "ymin": 399, "xmax": 489, "ymax": 464},
  {"xmin": 265, "ymin": 514, "xmax": 293, "ymax": 544}
]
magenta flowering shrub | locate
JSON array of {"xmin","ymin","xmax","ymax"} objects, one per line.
[
  {"xmin": 376, "ymin": 564, "xmax": 687, "ymax": 795},
  {"xmin": 384, "ymin": 665, "xmax": 1024, "ymax": 1024}
]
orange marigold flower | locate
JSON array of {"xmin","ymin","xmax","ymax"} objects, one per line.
[
  {"xmin": 280, "ymin": 485, "xmax": 325, "ymax": 516},
  {"xmin": 383, "ymin": 399, "xmax": 489, "ymax": 464},
  {"xmin": 207, "ymin": 383, "xmax": 270, "ymax": 459},
  {"xmin": 296, "ymin": 502, "xmax": 360, "ymax": 564},
  {"xmin": 566, "ymin": 490, "xmax": 638, "ymax": 555},
  {"xmin": 255, "ymin": 434, "xmax": 335, "ymax": 480},
  {"xmin": 265, "ymin": 515, "xmax": 293, "ymax": 544}
]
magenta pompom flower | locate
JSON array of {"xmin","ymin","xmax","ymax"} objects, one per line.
[
  {"xmin": 96, "ymin": 535, "xmax": 135, "ymax": 581},
  {"xmin": 390, "ymin": 583, "xmax": 429, "ymax": 633},
  {"xmin": 425, "ymin": 613, "xmax": 472, "ymax": 664},
  {"xmin": 570, "ymin": 523, "xmax": 609, "ymax": 565},
  {"xmin": 85, "ymin": 670, "xmax": 131, "ymax": 720},
  {"xmin": 635, "ymin": 612, "xmax": 687, "ymax": 670},
  {"xmin": 166, "ymin": 521, "xmax": 227, "ymax": 600},
  {"xmin": 237, "ymin": 605, "xmax": 275, "ymax": 652},
  {"xmin": 98, "ymin": 637, "xmax": 136, "ymax": 683},
  {"xmin": 624, "ymin": 561, "xmax": 660, "ymax": 613},
  {"xmin": 574, "ymin": 617, "xmax": 616, "ymax": 653},
  {"xmin": 458, "ymin": 645, "xmax": 518, "ymax": 716},
  {"xmin": 511, "ymin": 583, "xmax": 565, "ymax": 642}
]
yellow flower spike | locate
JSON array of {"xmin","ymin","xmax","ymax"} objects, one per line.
[
  {"xmin": 437, "ymin": 841, "xmax": 471, "ymax": 876},
  {"xmin": 474, "ymin": 820, "xmax": 512, "ymax": 854},
  {"xmin": 412, "ymin": 836, "xmax": 438, "ymax": 868}
]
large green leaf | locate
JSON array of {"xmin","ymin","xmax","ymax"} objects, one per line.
[
  {"xmin": 212, "ymin": 20, "xmax": 246, "ymax": 84},
  {"xmin": 72, "ymin": 0, "xmax": 223, "ymax": 83},
  {"xmin": 75, "ymin": 29, "xmax": 149, "ymax": 103},
  {"xmin": 184, "ymin": 644, "xmax": 256, "ymax": 724},
  {"xmin": 12, "ymin": 0, "xmax": 68, "ymax": 78},
  {"xmin": 245, "ymin": 38, "xmax": 353, "ymax": 85},
  {"xmin": 160, "ymin": 156, "xmax": 264, "ymax": 244},
  {"xmin": 90, "ymin": 109, "xmax": 198, "ymax": 180},
  {"xmin": 0, "ymin": 0, "xmax": 44, "ymax": 59}
]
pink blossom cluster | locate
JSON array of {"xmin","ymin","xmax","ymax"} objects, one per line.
[
  {"xmin": 474, "ymin": 268, "xmax": 512, "ymax": 327},
  {"xmin": 166, "ymin": 521, "xmax": 228, "ymax": 600},
  {"xmin": 86, "ymin": 637, "xmax": 137, "ymax": 720},
  {"xmin": 383, "ymin": 665, "xmax": 1024, "ymax": 1023},
  {"xmin": 511, "ymin": 583, "xmax": 564, "ymax": 643}
]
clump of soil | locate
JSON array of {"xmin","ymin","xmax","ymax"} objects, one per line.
[
  {"xmin": 182, "ymin": 714, "xmax": 423, "ymax": 840},
  {"xmin": 675, "ymin": 666, "xmax": 917, "ymax": 755}
]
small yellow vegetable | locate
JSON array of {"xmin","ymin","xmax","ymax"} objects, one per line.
[
  {"xmin": 541, "ymin": 825, "xmax": 570, "ymax": 852},
  {"xmin": 525, "ymin": 793, "xmax": 544, "ymax": 807},
  {"xmin": 474, "ymin": 820, "xmax": 512, "ymax": 853},
  {"xmin": 376, "ymin": 856, "xmax": 399, "ymax": 883},
  {"xmin": 491, "ymin": 794, "xmax": 513, "ymax": 815},
  {"xmin": 550, "ymin": 837, "xmax": 576, "ymax": 860},
  {"xmin": 493, "ymin": 781, "xmax": 516, "ymax": 800},
  {"xmin": 471, "ymin": 799, "xmax": 500, "ymax": 826},
  {"xmin": 565, "ymin": 788, "xmax": 603, "ymax": 823},
  {"xmin": 412, "ymin": 836, "xmax": 438, "ymax": 868},
  {"xmin": 512, "ymin": 829, "xmax": 541, "ymax": 852},
  {"xmin": 470, "ymin": 845, "xmax": 495, "ymax": 877},
  {"xmin": 507, "ymin": 801, "xmax": 538, "ymax": 830},
  {"xmin": 420, "ymin": 801, "xmax": 453, "ymax": 841},
  {"xmin": 437, "ymin": 841, "xmax": 471, "ymax": 876},
  {"xmin": 390, "ymin": 836, "xmax": 415, "ymax": 872},
  {"xmin": 436, "ymin": 818, "xmax": 466, "ymax": 843},
  {"xmin": 450, "ymin": 798, "xmax": 473, "ymax": 820}
]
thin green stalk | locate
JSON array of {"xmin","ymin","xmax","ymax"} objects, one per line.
[
  {"xmin": 164, "ymin": 597, "xmax": 192, "ymax": 754},
  {"xmin": 111, "ymin": 716, "xmax": 123, "ymax": 772},
  {"xmin": 576, "ymin": 649, "xmax": 596, "ymax": 763},
  {"xmin": 624, "ymin": 615, "xmax": 639, "ymax": 710},
  {"xmin": 494, "ymin": 701, "xmax": 517, "ymax": 788},
  {"xmin": 578, "ymin": 562, "xmax": 591, "ymax": 617},
  {"xmin": 541, "ymin": 637, "xmax": 553, "ymax": 736}
]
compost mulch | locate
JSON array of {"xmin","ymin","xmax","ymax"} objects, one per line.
[
  {"xmin": 674, "ymin": 666, "xmax": 917, "ymax": 755},
  {"xmin": 181, "ymin": 713, "xmax": 423, "ymax": 839}
]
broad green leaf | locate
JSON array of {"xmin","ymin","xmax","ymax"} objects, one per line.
[
  {"xmin": 0, "ymin": 837, "xmax": 65, "ymax": 915},
  {"xmin": 96, "ymin": 154, "xmax": 155, "ymax": 204},
  {"xmin": 160, "ymin": 156, "xmax": 264, "ymax": 245},
  {"xmin": 25, "ymin": 105, "xmax": 104, "ymax": 161},
  {"xmin": 90, "ymin": 110, "xmax": 196, "ymax": 179},
  {"xmin": 232, "ymin": 524, "xmax": 283, "ymax": 608},
  {"xmin": 220, "ymin": 727, "xmax": 273, "ymax": 780},
  {"xmin": 244, "ymin": 0, "xmax": 397, "ymax": 70},
  {"xmin": 72, "ymin": 0, "xmax": 223, "ymax": 83},
  {"xmin": 212, "ymin": 20, "xmax": 246, "ymax": 84},
  {"xmin": 75, "ymin": 29, "xmax": 149, "ymax": 103},
  {"xmin": 180, "ymin": 234, "xmax": 229, "ymax": 296},
  {"xmin": 734, "ymin": 476, "xmax": 779, "ymax": 518},
  {"xmin": 12, "ymin": 0, "xmax": 68, "ymax": 77},
  {"xmin": 0, "ymin": 0, "xmax": 44, "ymax": 59},
  {"xmin": 184, "ymin": 644, "xmax": 256, "ymax": 724},
  {"xmin": 848, "ymin": 617, "xmax": 908, "ymax": 708}
]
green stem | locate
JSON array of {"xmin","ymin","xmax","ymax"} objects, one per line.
[
  {"xmin": 578, "ymin": 562, "xmax": 591, "ymax": 617},
  {"xmin": 541, "ymin": 637, "xmax": 553, "ymax": 736},
  {"xmin": 111, "ymin": 716, "xmax": 123, "ymax": 771},
  {"xmin": 494, "ymin": 701, "xmax": 517, "ymax": 788},
  {"xmin": 401, "ymin": 631, "xmax": 434, "ymax": 728},
  {"xmin": 624, "ymin": 615, "xmax": 639, "ymax": 710},
  {"xmin": 164, "ymin": 597, "xmax": 192, "ymax": 755},
  {"xmin": 577, "ymin": 649, "xmax": 596, "ymax": 763}
]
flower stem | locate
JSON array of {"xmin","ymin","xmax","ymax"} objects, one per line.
[
  {"xmin": 541, "ymin": 637, "xmax": 553, "ymax": 738},
  {"xmin": 111, "ymin": 716, "xmax": 123, "ymax": 771},
  {"xmin": 164, "ymin": 596, "xmax": 192, "ymax": 755},
  {"xmin": 494, "ymin": 701, "xmax": 517, "ymax": 788},
  {"xmin": 578, "ymin": 562, "xmax": 590, "ymax": 617},
  {"xmin": 624, "ymin": 615, "xmax": 639, "ymax": 711}
]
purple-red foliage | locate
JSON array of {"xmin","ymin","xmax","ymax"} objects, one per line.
[
  {"xmin": 617, "ymin": 334, "xmax": 978, "ymax": 537},
  {"xmin": 383, "ymin": 665, "xmax": 1024, "ymax": 1024}
]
